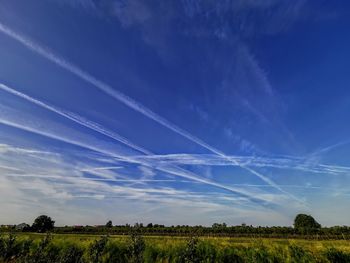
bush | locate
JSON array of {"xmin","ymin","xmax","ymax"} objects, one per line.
[
  {"xmin": 59, "ymin": 245, "xmax": 84, "ymax": 263},
  {"xmin": 128, "ymin": 231, "xmax": 146, "ymax": 263},
  {"xmin": 219, "ymin": 247, "xmax": 244, "ymax": 263},
  {"xmin": 88, "ymin": 236, "xmax": 108, "ymax": 263},
  {"xmin": 289, "ymin": 244, "xmax": 315, "ymax": 263},
  {"xmin": 324, "ymin": 247, "xmax": 350, "ymax": 263},
  {"xmin": 0, "ymin": 234, "xmax": 21, "ymax": 262},
  {"xmin": 29, "ymin": 234, "xmax": 60, "ymax": 263},
  {"xmin": 3, "ymin": 233, "xmax": 350, "ymax": 263},
  {"xmin": 197, "ymin": 241, "xmax": 217, "ymax": 262},
  {"xmin": 104, "ymin": 241, "xmax": 128, "ymax": 263},
  {"xmin": 180, "ymin": 236, "xmax": 202, "ymax": 263},
  {"xmin": 17, "ymin": 238, "xmax": 33, "ymax": 263},
  {"xmin": 144, "ymin": 246, "xmax": 160, "ymax": 263},
  {"xmin": 245, "ymin": 245, "xmax": 271, "ymax": 263}
]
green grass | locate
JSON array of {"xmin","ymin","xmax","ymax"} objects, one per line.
[
  {"xmin": 17, "ymin": 233, "xmax": 350, "ymax": 251},
  {"xmin": 2, "ymin": 233, "xmax": 350, "ymax": 262}
]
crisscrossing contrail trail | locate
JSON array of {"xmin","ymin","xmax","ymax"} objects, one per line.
[
  {"xmin": 0, "ymin": 83, "xmax": 273, "ymax": 205},
  {"xmin": 0, "ymin": 22, "xmax": 302, "ymax": 203}
]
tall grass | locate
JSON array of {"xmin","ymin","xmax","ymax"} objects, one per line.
[{"xmin": 1, "ymin": 233, "xmax": 350, "ymax": 262}]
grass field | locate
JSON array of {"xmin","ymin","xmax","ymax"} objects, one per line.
[
  {"xmin": 1, "ymin": 233, "xmax": 350, "ymax": 262},
  {"xmin": 18, "ymin": 233, "xmax": 350, "ymax": 251}
]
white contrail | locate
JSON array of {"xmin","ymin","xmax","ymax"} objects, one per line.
[
  {"xmin": 136, "ymin": 153, "xmax": 350, "ymax": 175},
  {"xmin": 312, "ymin": 140, "xmax": 350, "ymax": 156},
  {"xmin": 0, "ymin": 83, "xmax": 150, "ymax": 155},
  {"xmin": 0, "ymin": 82, "xmax": 260, "ymax": 201},
  {"xmin": 80, "ymin": 166, "xmax": 122, "ymax": 172},
  {"xmin": 0, "ymin": 117, "xmax": 270, "ymax": 204},
  {"xmin": 0, "ymin": 165, "xmax": 23, "ymax": 172},
  {"xmin": 0, "ymin": 22, "xmax": 298, "ymax": 202},
  {"xmin": 2, "ymin": 173, "xmax": 181, "ymax": 183}
]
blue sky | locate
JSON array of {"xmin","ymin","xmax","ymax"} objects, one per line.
[{"xmin": 0, "ymin": 0, "xmax": 350, "ymax": 226}]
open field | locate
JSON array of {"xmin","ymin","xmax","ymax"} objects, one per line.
[
  {"xmin": 1, "ymin": 233, "xmax": 350, "ymax": 262},
  {"xmin": 13, "ymin": 233, "xmax": 350, "ymax": 251}
]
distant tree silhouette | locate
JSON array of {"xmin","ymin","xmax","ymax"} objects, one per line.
[
  {"xmin": 32, "ymin": 215, "xmax": 55, "ymax": 233},
  {"xmin": 106, "ymin": 220, "xmax": 113, "ymax": 228},
  {"xmin": 294, "ymin": 214, "xmax": 321, "ymax": 234}
]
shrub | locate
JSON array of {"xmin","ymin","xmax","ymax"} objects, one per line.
[
  {"xmin": 128, "ymin": 231, "xmax": 146, "ymax": 263},
  {"xmin": 88, "ymin": 236, "xmax": 108, "ymax": 263},
  {"xmin": 28, "ymin": 234, "xmax": 60, "ymax": 263},
  {"xmin": 144, "ymin": 245, "xmax": 160, "ymax": 263},
  {"xmin": 59, "ymin": 245, "xmax": 84, "ymax": 263},
  {"xmin": 324, "ymin": 247, "xmax": 350, "ymax": 263},
  {"xmin": 219, "ymin": 247, "xmax": 244, "ymax": 263},
  {"xmin": 245, "ymin": 246, "xmax": 270, "ymax": 263},
  {"xmin": 0, "ymin": 234, "xmax": 21, "ymax": 262},
  {"xmin": 17, "ymin": 238, "xmax": 33, "ymax": 263},
  {"xmin": 289, "ymin": 244, "xmax": 315, "ymax": 263},
  {"xmin": 104, "ymin": 241, "xmax": 128, "ymax": 263},
  {"xmin": 197, "ymin": 241, "xmax": 217, "ymax": 262},
  {"xmin": 180, "ymin": 236, "xmax": 202, "ymax": 263}
]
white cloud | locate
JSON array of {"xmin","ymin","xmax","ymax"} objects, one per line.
[
  {"xmin": 0, "ymin": 19, "xmax": 301, "ymax": 201},
  {"xmin": 0, "ymin": 143, "xmax": 260, "ymax": 225}
]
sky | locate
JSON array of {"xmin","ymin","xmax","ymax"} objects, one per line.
[{"xmin": 0, "ymin": 0, "xmax": 350, "ymax": 227}]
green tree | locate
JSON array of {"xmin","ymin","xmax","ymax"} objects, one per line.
[
  {"xmin": 32, "ymin": 215, "xmax": 55, "ymax": 233},
  {"xmin": 106, "ymin": 220, "xmax": 113, "ymax": 228},
  {"xmin": 294, "ymin": 214, "xmax": 321, "ymax": 234}
]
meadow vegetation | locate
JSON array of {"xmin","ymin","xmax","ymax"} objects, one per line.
[
  {"xmin": 1, "ymin": 214, "xmax": 350, "ymax": 262},
  {"xmin": 1, "ymin": 233, "xmax": 350, "ymax": 262}
]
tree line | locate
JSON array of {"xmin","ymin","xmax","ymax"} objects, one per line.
[{"xmin": 1, "ymin": 214, "xmax": 350, "ymax": 239}]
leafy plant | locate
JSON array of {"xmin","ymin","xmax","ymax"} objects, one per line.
[
  {"xmin": 180, "ymin": 236, "xmax": 202, "ymax": 263},
  {"xmin": 104, "ymin": 241, "xmax": 129, "ymax": 263},
  {"xmin": 0, "ymin": 234, "xmax": 21, "ymax": 262},
  {"xmin": 289, "ymin": 244, "xmax": 315, "ymax": 263},
  {"xmin": 219, "ymin": 247, "xmax": 244, "ymax": 263},
  {"xmin": 59, "ymin": 244, "xmax": 84, "ymax": 263},
  {"xmin": 324, "ymin": 247, "xmax": 350, "ymax": 263},
  {"xmin": 128, "ymin": 230, "xmax": 146, "ymax": 263},
  {"xmin": 88, "ymin": 236, "xmax": 108, "ymax": 263}
]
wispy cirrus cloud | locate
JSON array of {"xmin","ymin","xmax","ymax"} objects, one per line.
[
  {"xmin": 0, "ymin": 23, "xmax": 299, "ymax": 203},
  {"xmin": 0, "ymin": 83, "xmax": 150, "ymax": 155},
  {"xmin": 0, "ymin": 113, "xmax": 268, "ymax": 204},
  {"xmin": 131, "ymin": 153, "xmax": 350, "ymax": 176},
  {"xmin": 311, "ymin": 140, "xmax": 350, "ymax": 157},
  {"xmin": 1, "ymin": 142, "xmax": 287, "ymax": 225},
  {"xmin": 0, "ymin": 82, "xmax": 280, "ymax": 206},
  {"xmin": 0, "ymin": 0, "xmax": 348, "ymax": 227}
]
